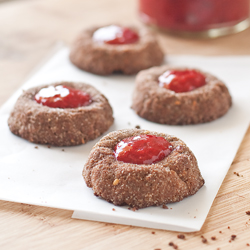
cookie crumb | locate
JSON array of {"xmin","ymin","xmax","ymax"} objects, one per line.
[
  {"xmin": 128, "ymin": 207, "xmax": 137, "ymax": 212},
  {"xmin": 246, "ymin": 211, "xmax": 250, "ymax": 215},
  {"xmin": 151, "ymin": 231, "xmax": 155, "ymax": 234},
  {"xmin": 247, "ymin": 243, "xmax": 249, "ymax": 246},
  {"xmin": 177, "ymin": 234, "xmax": 185, "ymax": 240},
  {"xmin": 233, "ymin": 171, "xmax": 244, "ymax": 177},
  {"xmin": 211, "ymin": 236, "xmax": 216, "ymax": 240},
  {"xmin": 162, "ymin": 204, "xmax": 168, "ymax": 209},
  {"xmin": 229, "ymin": 240, "xmax": 231, "ymax": 243},
  {"xmin": 47, "ymin": 145, "xmax": 51, "ymax": 148},
  {"xmin": 168, "ymin": 242, "xmax": 178, "ymax": 249},
  {"xmin": 219, "ymin": 231, "xmax": 222, "ymax": 233},
  {"xmin": 62, "ymin": 149, "xmax": 65, "ymax": 151},
  {"xmin": 202, "ymin": 238, "xmax": 207, "ymax": 244},
  {"xmin": 135, "ymin": 125, "xmax": 141, "ymax": 129},
  {"xmin": 113, "ymin": 179, "xmax": 119, "ymax": 186},
  {"xmin": 154, "ymin": 248, "xmax": 161, "ymax": 250},
  {"xmin": 231, "ymin": 235, "xmax": 237, "ymax": 241},
  {"xmin": 228, "ymin": 226, "xmax": 230, "ymax": 229},
  {"xmin": 34, "ymin": 146, "xmax": 38, "ymax": 149},
  {"xmin": 112, "ymin": 208, "xmax": 115, "ymax": 211}
]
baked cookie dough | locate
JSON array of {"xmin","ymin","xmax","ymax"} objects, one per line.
[
  {"xmin": 69, "ymin": 25, "xmax": 164, "ymax": 75},
  {"xmin": 8, "ymin": 82, "xmax": 114, "ymax": 146},
  {"xmin": 83, "ymin": 129, "xmax": 204, "ymax": 208},
  {"xmin": 132, "ymin": 65, "xmax": 232, "ymax": 125}
]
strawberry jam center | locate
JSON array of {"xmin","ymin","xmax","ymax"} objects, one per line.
[
  {"xmin": 159, "ymin": 69, "xmax": 206, "ymax": 93},
  {"xmin": 114, "ymin": 134, "xmax": 173, "ymax": 164},
  {"xmin": 35, "ymin": 85, "xmax": 92, "ymax": 108},
  {"xmin": 93, "ymin": 25, "xmax": 139, "ymax": 45}
]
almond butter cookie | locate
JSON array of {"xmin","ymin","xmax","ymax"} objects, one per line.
[
  {"xmin": 70, "ymin": 25, "xmax": 164, "ymax": 75},
  {"xmin": 83, "ymin": 129, "xmax": 204, "ymax": 208},
  {"xmin": 8, "ymin": 82, "xmax": 114, "ymax": 146},
  {"xmin": 132, "ymin": 66, "xmax": 232, "ymax": 125}
]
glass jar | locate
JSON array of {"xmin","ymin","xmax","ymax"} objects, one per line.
[{"xmin": 138, "ymin": 0, "xmax": 250, "ymax": 38}]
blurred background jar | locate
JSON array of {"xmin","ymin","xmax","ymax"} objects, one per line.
[{"xmin": 138, "ymin": 0, "xmax": 250, "ymax": 38}]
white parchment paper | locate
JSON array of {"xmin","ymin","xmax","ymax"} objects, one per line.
[{"xmin": 0, "ymin": 48, "xmax": 249, "ymax": 232}]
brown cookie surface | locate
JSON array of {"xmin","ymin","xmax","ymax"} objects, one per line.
[
  {"xmin": 69, "ymin": 25, "xmax": 164, "ymax": 75},
  {"xmin": 132, "ymin": 66, "xmax": 232, "ymax": 125},
  {"xmin": 83, "ymin": 129, "xmax": 204, "ymax": 208},
  {"xmin": 8, "ymin": 82, "xmax": 114, "ymax": 146}
]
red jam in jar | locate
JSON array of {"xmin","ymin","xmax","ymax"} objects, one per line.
[
  {"xmin": 35, "ymin": 85, "xmax": 92, "ymax": 108},
  {"xmin": 139, "ymin": 0, "xmax": 250, "ymax": 37},
  {"xmin": 159, "ymin": 69, "xmax": 206, "ymax": 93},
  {"xmin": 93, "ymin": 25, "xmax": 139, "ymax": 44},
  {"xmin": 114, "ymin": 134, "xmax": 173, "ymax": 164}
]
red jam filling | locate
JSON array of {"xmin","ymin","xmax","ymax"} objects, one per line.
[
  {"xmin": 139, "ymin": 0, "xmax": 249, "ymax": 32},
  {"xmin": 93, "ymin": 25, "xmax": 139, "ymax": 45},
  {"xmin": 35, "ymin": 85, "xmax": 92, "ymax": 108},
  {"xmin": 159, "ymin": 69, "xmax": 206, "ymax": 93},
  {"xmin": 114, "ymin": 134, "xmax": 173, "ymax": 164}
]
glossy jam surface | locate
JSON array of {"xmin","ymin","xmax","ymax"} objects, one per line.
[
  {"xmin": 35, "ymin": 85, "xmax": 91, "ymax": 108},
  {"xmin": 114, "ymin": 134, "xmax": 173, "ymax": 164},
  {"xmin": 139, "ymin": 0, "xmax": 250, "ymax": 31},
  {"xmin": 159, "ymin": 70, "xmax": 206, "ymax": 93},
  {"xmin": 93, "ymin": 25, "xmax": 139, "ymax": 44}
]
